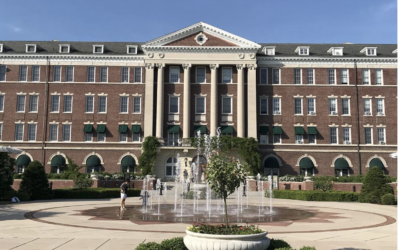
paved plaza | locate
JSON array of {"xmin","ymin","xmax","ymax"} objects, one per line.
[{"xmin": 0, "ymin": 196, "xmax": 396, "ymax": 250}]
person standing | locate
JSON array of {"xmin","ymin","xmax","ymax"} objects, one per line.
[
  {"xmin": 120, "ymin": 179, "xmax": 130, "ymax": 210},
  {"xmin": 183, "ymin": 169, "xmax": 188, "ymax": 181},
  {"xmin": 139, "ymin": 191, "xmax": 150, "ymax": 209}
]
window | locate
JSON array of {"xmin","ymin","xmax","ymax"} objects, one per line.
[
  {"xmin": 15, "ymin": 124, "xmax": 24, "ymax": 141},
  {"xmin": 332, "ymin": 48, "xmax": 343, "ymax": 56},
  {"xmin": 260, "ymin": 134, "xmax": 268, "ymax": 144},
  {"xmin": 127, "ymin": 45, "xmax": 137, "ymax": 54},
  {"xmin": 330, "ymin": 127, "xmax": 338, "ymax": 144},
  {"xmin": 222, "ymin": 67, "xmax": 232, "ymax": 83},
  {"xmin": 342, "ymin": 98, "xmax": 350, "ymax": 115},
  {"xmin": 62, "ymin": 124, "xmax": 71, "ymax": 142},
  {"xmin": 97, "ymin": 131, "xmax": 106, "ymax": 142},
  {"xmin": 299, "ymin": 47, "xmax": 309, "ymax": 55},
  {"xmin": 134, "ymin": 67, "xmax": 142, "ymax": 83},
  {"xmin": 169, "ymin": 96, "xmax": 179, "ymax": 114},
  {"xmin": 16, "ymin": 95, "xmax": 26, "ymax": 112},
  {"xmin": 366, "ymin": 48, "xmax": 376, "ymax": 56},
  {"xmin": 195, "ymin": 96, "xmax": 206, "ymax": 114},
  {"xmin": 0, "ymin": 44, "xmax": 2, "ymax": 53},
  {"xmin": 0, "ymin": 95, "xmax": 4, "ymax": 112},
  {"xmin": 98, "ymin": 96, "xmax": 107, "ymax": 113},
  {"xmin": 165, "ymin": 157, "xmax": 178, "ymax": 176},
  {"xmin": 375, "ymin": 69, "xmax": 383, "ymax": 85},
  {"xmin": 342, "ymin": 127, "xmax": 351, "ymax": 144},
  {"xmin": 29, "ymin": 95, "xmax": 38, "ymax": 112},
  {"xmin": 53, "ymin": 66, "xmax": 61, "ymax": 82},
  {"xmin": 294, "ymin": 69, "xmax": 302, "ymax": 84},
  {"xmin": 84, "ymin": 132, "xmax": 93, "ymax": 142},
  {"xmin": 50, "ymin": 95, "xmax": 60, "ymax": 112},
  {"xmin": 260, "ymin": 97, "xmax": 268, "ymax": 115},
  {"xmin": 133, "ymin": 97, "xmax": 141, "ymax": 114},
  {"xmin": 363, "ymin": 98, "xmax": 371, "ymax": 115},
  {"xmin": 100, "ymin": 67, "xmax": 108, "ymax": 82},
  {"xmin": 0, "ymin": 65, "xmax": 6, "ymax": 81},
  {"xmin": 294, "ymin": 98, "xmax": 302, "ymax": 115},
  {"xmin": 273, "ymin": 134, "xmax": 281, "ymax": 144},
  {"xmin": 377, "ymin": 128, "xmax": 386, "ymax": 144},
  {"xmin": 307, "ymin": 98, "xmax": 315, "ymax": 115},
  {"xmin": 65, "ymin": 66, "xmax": 74, "ymax": 82},
  {"xmin": 120, "ymin": 96, "xmax": 128, "ymax": 113},
  {"xmin": 222, "ymin": 97, "xmax": 232, "ymax": 114},
  {"xmin": 362, "ymin": 69, "xmax": 370, "ymax": 85},
  {"xmin": 27, "ymin": 124, "xmax": 36, "ymax": 141},
  {"xmin": 306, "ymin": 69, "xmax": 314, "ymax": 85},
  {"xmin": 87, "ymin": 66, "xmax": 95, "ymax": 82},
  {"xmin": 167, "ymin": 133, "xmax": 179, "ymax": 146},
  {"xmin": 49, "ymin": 124, "xmax": 58, "ymax": 141},
  {"xmin": 63, "ymin": 95, "xmax": 73, "ymax": 113},
  {"xmin": 328, "ymin": 69, "xmax": 336, "ymax": 85},
  {"xmin": 26, "ymin": 45, "xmax": 36, "ymax": 53},
  {"xmin": 19, "ymin": 66, "xmax": 28, "ymax": 81},
  {"xmin": 295, "ymin": 134, "xmax": 303, "ymax": 144},
  {"xmin": 132, "ymin": 132, "xmax": 141, "ymax": 142},
  {"xmin": 265, "ymin": 47, "xmax": 275, "ymax": 55},
  {"xmin": 329, "ymin": 98, "xmax": 337, "ymax": 115},
  {"xmin": 119, "ymin": 132, "xmax": 128, "ymax": 142},
  {"xmin": 85, "ymin": 96, "xmax": 94, "ymax": 113},
  {"xmin": 196, "ymin": 67, "xmax": 206, "ymax": 83},
  {"xmin": 0, "ymin": 124, "xmax": 2, "ymax": 141},
  {"xmin": 272, "ymin": 69, "xmax": 280, "ymax": 84},
  {"xmin": 364, "ymin": 128, "xmax": 372, "ymax": 144},
  {"xmin": 121, "ymin": 67, "xmax": 129, "ymax": 83},
  {"xmin": 376, "ymin": 98, "xmax": 385, "ymax": 115},
  {"xmin": 32, "ymin": 66, "xmax": 40, "ymax": 82},
  {"xmin": 336, "ymin": 168, "xmax": 349, "ymax": 177},
  {"xmin": 59, "ymin": 45, "xmax": 70, "ymax": 53},
  {"xmin": 169, "ymin": 66, "xmax": 180, "ymax": 83},
  {"xmin": 273, "ymin": 97, "xmax": 281, "ymax": 114},
  {"xmin": 260, "ymin": 68, "xmax": 268, "ymax": 85},
  {"xmin": 341, "ymin": 69, "xmax": 348, "ymax": 84},
  {"xmin": 93, "ymin": 45, "xmax": 104, "ymax": 53},
  {"xmin": 308, "ymin": 134, "xmax": 316, "ymax": 144}
]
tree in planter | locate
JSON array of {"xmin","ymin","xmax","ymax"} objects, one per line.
[
  {"xmin": 138, "ymin": 136, "xmax": 159, "ymax": 176},
  {"xmin": 19, "ymin": 160, "xmax": 52, "ymax": 200},
  {"xmin": 206, "ymin": 153, "xmax": 246, "ymax": 229},
  {"xmin": 0, "ymin": 153, "xmax": 16, "ymax": 200},
  {"xmin": 359, "ymin": 166, "xmax": 394, "ymax": 204}
]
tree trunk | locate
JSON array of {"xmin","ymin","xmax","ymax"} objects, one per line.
[{"xmin": 223, "ymin": 196, "xmax": 228, "ymax": 229}]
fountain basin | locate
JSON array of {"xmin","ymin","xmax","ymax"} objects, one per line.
[{"xmin": 184, "ymin": 230, "xmax": 270, "ymax": 250}]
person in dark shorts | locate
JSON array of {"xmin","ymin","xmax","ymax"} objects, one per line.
[{"xmin": 120, "ymin": 179, "xmax": 130, "ymax": 210}]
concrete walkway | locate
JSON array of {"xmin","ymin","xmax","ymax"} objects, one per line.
[{"xmin": 0, "ymin": 196, "xmax": 396, "ymax": 250}]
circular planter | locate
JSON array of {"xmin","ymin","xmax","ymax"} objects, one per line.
[{"xmin": 184, "ymin": 230, "xmax": 270, "ymax": 250}]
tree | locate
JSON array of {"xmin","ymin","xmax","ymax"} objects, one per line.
[
  {"xmin": 206, "ymin": 153, "xmax": 245, "ymax": 229},
  {"xmin": 60, "ymin": 157, "xmax": 83, "ymax": 179},
  {"xmin": 238, "ymin": 137, "xmax": 261, "ymax": 175},
  {"xmin": 138, "ymin": 136, "xmax": 159, "ymax": 176},
  {"xmin": 359, "ymin": 166, "xmax": 394, "ymax": 204},
  {"xmin": 19, "ymin": 160, "xmax": 52, "ymax": 200},
  {"xmin": 0, "ymin": 153, "xmax": 15, "ymax": 199}
]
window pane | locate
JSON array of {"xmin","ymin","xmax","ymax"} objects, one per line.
[
  {"xmin": 134, "ymin": 67, "xmax": 141, "ymax": 83},
  {"xmin": 19, "ymin": 66, "xmax": 27, "ymax": 81},
  {"xmin": 307, "ymin": 98, "xmax": 315, "ymax": 114},
  {"xmin": 363, "ymin": 99, "xmax": 371, "ymax": 114},
  {"xmin": 87, "ymin": 67, "xmax": 95, "ymax": 82},
  {"xmin": 15, "ymin": 124, "xmax": 24, "ymax": 141},
  {"xmin": 64, "ymin": 96, "xmax": 73, "ymax": 112},
  {"xmin": 196, "ymin": 97, "xmax": 205, "ymax": 114},
  {"xmin": 98, "ymin": 96, "xmax": 107, "ymax": 113},
  {"xmin": 364, "ymin": 128, "xmax": 372, "ymax": 144},
  {"xmin": 260, "ymin": 68, "xmax": 267, "ymax": 84},
  {"xmin": 51, "ymin": 95, "xmax": 60, "ymax": 112},
  {"xmin": 0, "ymin": 66, "xmax": 6, "ymax": 81},
  {"xmin": 273, "ymin": 134, "xmax": 281, "ymax": 143},
  {"xmin": 168, "ymin": 133, "xmax": 179, "ymax": 146},
  {"xmin": 32, "ymin": 66, "xmax": 40, "ymax": 81},
  {"xmin": 120, "ymin": 96, "xmax": 128, "ymax": 113},
  {"xmin": 330, "ymin": 128, "xmax": 337, "ymax": 144},
  {"xmin": 49, "ymin": 124, "xmax": 58, "ymax": 141},
  {"xmin": 100, "ymin": 67, "xmax": 108, "ymax": 82},
  {"xmin": 97, "ymin": 132, "xmax": 105, "ymax": 142},
  {"xmin": 375, "ymin": 69, "xmax": 382, "ymax": 85},
  {"xmin": 85, "ymin": 96, "xmax": 94, "ymax": 112},
  {"xmin": 376, "ymin": 99, "xmax": 384, "ymax": 114},
  {"xmin": 362, "ymin": 69, "xmax": 370, "ymax": 85},
  {"xmin": 222, "ymin": 97, "xmax": 231, "ymax": 114},
  {"xmin": 273, "ymin": 98, "xmax": 281, "ymax": 114},
  {"xmin": 170, "ymin": 97, "xmax": 179, "ymax": 113},
  {"xmin": 329, "ymin": 99, "xmax": 337, "ymax": 113},
  {"xmin": 119, "ymin": 132, "xmax": 127, "ymax": 142},
  {"xmin": 308, "ymin": 134, "xmax": 316, "ymax": 144},
  {"xmin": 29, "ymin": 95, "xmax": 38, "ymax": 112},
  {"xmin": 84, "ymin": 132, "xmax": 93, "ymax": 142},
  {"xmin": 377, "ymin": 128, "xmax": 385, "ymax": 143},
  {"xmin": 294, "ymin": 69, "xmax": 301, "ymax": 84},
  {"xmin": 121, "ymin": 67, "xmax": 129, "ymax": 82},
  {"xmin": 342, "ymin": 99, "xmax": 349, "ymax": 115},
  {"xmin": 328, "ymin": 69, "xmax": 335, "ymax": 84},
  {"xmin": 132, "ymin": 132, "xmax": 140, "ymax": 142},
  {"xmin": 342, "ymin": 128, "xmax": 350, "ymax": 143},
  {"xmin": 222, "ymin": 68, "xmax": 232, "ymax": 83},
  {"xmin": 0, "ymin": 95, "xmax": 4, "ymax": 112},
  {"xmin": 197, "ymin": 67, "xmax": 206, "ymax": 83},
  {"xmin": 66, "ymin": 66, "xmax": 74, "ymax": 82},
  {"xmin": 63, "ymin": 125, "xmax": 71, "ymax": 141},
  {"xmin": 170, "ymin": 67, "xmax": 180, "ymax": 83},
  {"xmin": 294, "ymin": 98, "xmax": 302, "ymax": 114},
  {"xmin": 0, "ymin": 124, "xmax": 2, "ymax": 141},
  {"xmin": 28, "ymin": 124, "xmax": 36, "ymax": 141},
  {"xmin": 306, "ymin": 69, "xmax": 314, "ymax": 84},
  {"xmin": 133, "ymin": 97, "xmax": 141, "ymax": 113},
  {"xmin": 272, "ymin": 69, "xmax": 280, "ymax": 84},
  {"xmin": 17, "ymin": 95, "xmax": 25, "ymax": 112},
  {"xmin": 53, "ymin": 66, "xmax": 61, "ymax": 82},
  {"xmin": 260, "ymin": 98, "xmax": 268, "ymax": 114},
  {"xmin": 341, "ymin": 69, "xmax": 348, "ymax": 84}
]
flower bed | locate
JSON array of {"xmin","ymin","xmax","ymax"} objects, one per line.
[
  {"xmin": 188, "ymin": 222, "xmax": 264, "ymax": 235},
  {"xmin": 269, "ymin": 190, "xmax": 359, "ymax": 202}
]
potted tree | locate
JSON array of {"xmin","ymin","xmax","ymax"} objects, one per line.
[{"xmin": 184, "ymin": 153, "xmax": 270, "ymax": 250}]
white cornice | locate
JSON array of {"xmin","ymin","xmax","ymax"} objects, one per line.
[
  {"xmin": 257, "ymin": 56, "xmax": 397, "ymax": 63},
  {"xmin": 143, "ymin": 46, "xmax": 259, "ymax": 54},
  {"xmin": 0, "ymin": 54, "xmax": 145, "ymax": 62}
]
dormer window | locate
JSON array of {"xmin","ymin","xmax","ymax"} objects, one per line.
[
  {"xmin": 93, "ymin": 45, "xmax": 104, "ymax": 54},
  {"xmin": 392, "ymin": 49, "xmax": 397, "ymax": 54},
  {"xmin": 263, "ymin": 46, "xmax": 276, "ymax": 56},
  {"xmin": 0, "ymin": 44, "xmax": 3, "ymax": 53},
  {"xmin": 360, "ymin": 47, "xmax": 377, "ymax": 56},
  {"xmin": 26, "ymin": 44, "xmax": 37, "ymax": 53},
  {"xmin": 59, "ymin": 44, "xmax": 70, "ymax": 53},
  {"xmin": 328, "ymin": 47, "xmax": 343, "ymax": 56},
  {"xmin": 126, "ymin": 45, "xmax": 138, "ymax": 54},
  {"xmin": 295, "ymin": 46, "xmax": 309, "ymax": 56}
]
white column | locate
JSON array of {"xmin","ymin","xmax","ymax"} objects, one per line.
[
  {"xmin": 144, "ymin": 63, "xmax": 155, "ymax": 137},
  {"xmin": 247, "ymin": 64, "xmax": 257, "ymax": 139},
  {"xmin": 236, "ymin": 64, "xmax": 245, "ymax": 138},
  {"xmin": 210, "ymin": 64, "xmax": 219, "ymax": 136},
  {"xmin": 155, "ymin": 64, "xmax": 165, "ymax": 139},
  {"xmin": 182, "ymin": 64, "xmax": 191, "ymax": 141}
]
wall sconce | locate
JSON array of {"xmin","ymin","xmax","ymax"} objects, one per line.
[{"xmin": 184, "ymin": 158, "xmax": 188, "ymax": 167}]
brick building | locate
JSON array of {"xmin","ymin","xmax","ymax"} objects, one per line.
[{"xmin": 0, "ymin": 22, "xmax": 397, "ymax": 179}]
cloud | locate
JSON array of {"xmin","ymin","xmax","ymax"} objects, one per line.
[
  {"xmin": 12, "ymin": 26, "xmax": 21, "ymax": 32},
  {"xmin": 378, "ymin": 2, "xmax": 397, "ymax": 13}
]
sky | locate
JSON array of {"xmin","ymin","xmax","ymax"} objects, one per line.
[{"xmin": 0, "ymin": 0, "xmax": 397, "ymax": 44}]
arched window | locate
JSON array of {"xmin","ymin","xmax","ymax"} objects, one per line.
[
  {"xmin": 86, "ymin": 155, "xmax": 102, "ymax": 173},
  {"xmin": 165, "ymin": 157, "xmax": 178, "ymax": 176},
  {"xmin": 334, "ymin": 158, "xmax": 350, "ymax": 177},
  {"xmin": 51, "ymin": 155, "xmax": 67, "ymax": 173},
  {"xmin": 16, "ymin": 155, "xmax": 31, "ymax": 173},
  {"xmin": 264, "ymin": 157, "xmax": 280, "ymax": 176},
  {"xmin": 299, "ymin": 157, "xmax": 315, "ymax": 176},
  {"xmin": 121, "ymin": 156, "xmax": 136, "ymax": 173},
  {"xmin": 369, "ymin": 158, "xmax": 385, "ymax": 171}
]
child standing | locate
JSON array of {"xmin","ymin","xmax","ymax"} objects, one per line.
[{"xmin": 139, "ymin": 191, "xmax": 150, "ymax": 210}]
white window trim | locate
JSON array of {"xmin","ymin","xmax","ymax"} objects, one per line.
[
  {"xmin": 100, "ymin": 66, "xmax": 108, "ymax": 83},
  {"xmin": 377, "ymin": 127, "xmax": 386, "ymax": 144},
  {"xmin": 294, "ymin": 68, "xmax": 302, "ymax": 84},
  {"xmin": 221, "ymin": 67, "xmax": 232, "ymax": 84},
  {"xmin": 259, "ymin": 97, "xmax": 268, "ymax": 115},
  {"xmin": 375, "ymin": 69, "xmax": 384, "ymax": 85},
  {"xmin": 121, "ymin": 67, "xmax": 130, "ymax": 83},
  {"xmin": 120, "ymin": 96, "xmax": 129, "ymax": 114},
  {"xmin": 273, "ymin": 134, "xmax": 282, "ymax": 144},
  {"xmin": 294, "ymin": 98, "xmax": 303, "ymax": 115},
  {"xmin": 25, "ymin": 44, "xmax": 37, "ymax": 53},
  {"xmin": 93, "ymin": 45, "xmax": 104, "ymax": 54},
  {"xmin": 119, "ymin": 132, "xmax": 128, "ymax": 142},
  {"xmin": 330, "ymin": 127, "xmax": 339, "ymax": 144},
  {"xmin": 272, "ymin": 68, "xmax": 281, "ymax": 85},
  {"xmin": 98, "ymin": 96, "xmax": 107, "ymax": 114},
  {"xmin": 295, "ymin": 46, "xmax": 310, "ymax": 56},
  {"xmin": 126, "ymin": 45, "xmax": 138, "ymax": 55},
  {"xmin": 376, "ymin": 98, "xmax": 385, "ymax": 116},
  {"xmin": 85, "ymin": 96, "xmax": 95, "ymax": 114},
  {"xmin": 328, "ymin": 98, "xmax": 338, "ymax": 115},
  {"xmin": 0, "ymin": 65, "xmax": 6, "ymax": 82},
  {"xmin": 169, "ymin": 66, "xmax": 180, "ymax": 83},
  {"xmin": 341, "ymin": 98, "xmax": 351, "ymax": 116},
  {"xmin": 307, "ymin": 97, "xmax": 316, "ymax": 115},
  {"xmin": 84, "ymin": 132, "xmax": 93, "ymax": 142},
  {"xmin": 0, "ymin": 44, "xmax": 3, "ymax": 53},
  {"xmin": 195, "ymin": 96, "xmax": 206, "ymax": 114},
  {"xmin": 0, "ymin": 94, "xmax": 4, "ymax": 112},
  {"xmin": 328, "ymin": 47, "xmax": 344, "ymax": 56},
  {"xmin": 97, "ymin": 132, "xmax": 106, "ymax": 142},
  {"xmin": 16, "ymin": 95, "xmax": 26, "ymax": 113},
  {"xmin": 295, "ymin": 134, "xmax": 304, "ymax": 144},
  {"xmin": 196, "ymin": 67, "xmax": 206, "ymax": 83},
  {"xmin": 59, "ymin": 44, "xmax": 70, "ymax": 53},
  {"xmin": 63, "ymin": 95, "xmax": 73, "ymax": 113},
  {"xmin": 133, "ymin": 96, "xmax": 141, "ymax": 114},
  {"xmin": 363, "ymin": 98, "xmax": 372, "ymax": 116},
  {"xmin": 362, "ymin": 69, "xmax": 371, "ymax": 85},
  {"xmin": 308, "ymin": 134, "xmax": 317, "ymax": 144},
  {"xmin": 260, "ymin": 134, "xmax": 269, "ymax": 144},
  {"xmin": 134, "ymin": 67, "xmax": 142, "ymax": 83},
  {"xmin": 19, "ymin": 66, "xmax": 28, "ymax": 82},
  {"xmin": 15, "ymin": 123, "xmax": 24, "ymax": 141},
  {"xmin": 65, "ymin": 66, "xmax": 74, "ymax": 82},
  {"xmin": 361, "ymin": 47, "xmax": 377, "ymax": 56},
  {"xmin": 50, "ymin": 95, "xmax": 60, "ymax": 113},
  {"xmin": 49, "ymin": 124, "xmax": 59, "ymax": 142},
  {"xmin": 132, "ymin": 131, "xmax": 141, "ymax": 142},
  {"xmin": 342, "ymin": 127, "xmax": 352, "ymax": 144},
  {"xmin": 0, "ymin": 123, "xmax": 2, "ymax": 141},
  {"xmin": 259, "ymin": 68, "xmax": 268, "ymax": 85},
  {"xmin": 53, "ymin": 66, "xmax": 62, "ymax": 82},
  {"xmin": 306, "ymin": 68, "xmax": 315, "ymax": 85},
  {"xmin": 169, "ymin": 96, "xmax": 180, "ymax": 114},
  {"xmin": 27, "ymin": 124, "xmax": 37, "ymax": 142},
  {"xmin": 221, "ymin": 96, "xmax": 232, "ymax": 114},
  {"xmin": 328, "ymin": 68, "xmax": 336, "ymax": 85},
  {"xmin": 272, "ymin": 97, "xmax": 281, "ymax": 115},
  {"xmin": 364, "ymin": 127, "xmax": 373, "ymax": 145},
  {"xmin": 31, "ymin": 65, "xmax": 40, "ymax": 82},
  {"xmin": 263, "ymin": 46, "xmax": 276, "ymax": 55},
  {"xmin": 340, "ymin": 69, "xmax": 349, "ymax": 84},
  {"xmin": 62, "ymin": 124, "xmax": 71, "ymax": 142},
  {"xmin": 87, "ymin": 66, "xmax": 96, "ymax": 82},
  {"xmin": 29, "ymin": 95, "xmax": 39, "ymax": 113}
]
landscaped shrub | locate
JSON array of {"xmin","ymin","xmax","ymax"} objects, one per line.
[
  {"xmin": 73, "ymin": 175, "xmax": 93, "ymax": 189},
  {"xmin": 313, "ymin": 179, "xmax": 333, "ymax": 192},
  {"xmin": 381, "ymin": 193, "xmax": 396, "ymax": 205},
  {"xmin": 135, "ymin": 242, "xmax": 163, "ymax": 250},
  {"xmin": 274, "ymin": 248, "xmax": 293, "ymax": 250},
  {"xmin": 299, "ymin": 247, "xmax": 317, "ymax": 250},
  {"xmin": 0, "ymin": 152, "xmax": 15, "ymax": 199},
  {"xmin": 267, "ymin": 238, "xmax": 291, "ymax": 250},
  {"xmin": 279, "ymin": 175, "xmax": 304, "ymax": 182},
  {"xmin": 13, "ymin": 173, "xmax": 23, "ymax": 179},
  {"xmin": 160, "ymin": 237, "xmax": 188, "ymax": 250},
  {"xmin": 16, "ymin": 191, "xmax": 30, "ymax": 201},
  {"xmin": 53, "ymin": 188, "xmax": 140, "ymax": 199},
  {"xmin": 19, "ymin": 160, "xmax": 52, "ymax": 200},
  {"xmin": 1, "ymin": 189, "xmax": 17, "ymax": 201},
  {"xmin": 359, "ymin": 167, "xmax": 394, "ymax": 204},
  {"xmin": 270, "ymin": 190, "xmax": 359, "ymax": 202}
]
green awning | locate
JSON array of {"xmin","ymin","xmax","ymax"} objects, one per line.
[
  {"xmin": 121, "ymin": 156, "xmax": 136, "ymax": 167},
  {"xmin": 300, "ymin": 157, "xmax": 314, "ymax": 169},
  {"xmin": 264, "ymin": 157, "xmax": 280, "ymax": 168},
  {"xmin": 119, "ymin": 125, "xmax": 128, "ymax": 133},
  {"xmin": 83, "ymin": 124, "xmax": 93, "ymax": 133},
  {"xmin": 260, "ymin": 126, "xmax": 269, "ymax": 135},
  {"xmin": 97, "ymin": 125, "xmax": 106, "ymax": 133},
  {"xmin": 51, "ymin": 155, "xmax": 66, "ymax": 167},
  {"xmin": 369, "ymin": 158, "xmax": 384, "ymax": 170},
  {"xmin": 194, "ymin": 125, "xmax": 207, "ymax": 134},
  {"xmin": 16, "ymin": 155, "xmax": 31, "ymax": 166},
  {"xmin": 334, "ymin": 158, "xmax": 349, "ymax": 170},
  {"xmin": 273, "ymin": 126, "xmax": 282, "ymax": 135},
  {"xmin": 86, "ymin": 155, "xmax": 101, "ymax": 167},
  {"xmin": 307, "ymin": 127, "xmax": 318, "ymax": 135},
  {"xmin": 294, "ymin": 127, "xmax": 305, "ymax": 135},
  {"xmin": 131, "ymin": 125, "xmax": 141, "ymax": 133},
  {"xmin": 168, "ymin": 125, "xmax": 180, "ymax": 133},
  {"xmin": 221, "ymin": 126, "xmax": 234, "ymax": 134}
]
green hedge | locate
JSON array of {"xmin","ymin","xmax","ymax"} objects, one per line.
[
  {"xmin": 269, "ymin": 190, "xmax": 359, "ymax": 202},
  {"xmin": 135, "ymin": 237, "xmax": 188, "ymax": 250},
  {"xmin": 53, "ymin": 188, "xmax": 140, "ymax": 199}
]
